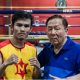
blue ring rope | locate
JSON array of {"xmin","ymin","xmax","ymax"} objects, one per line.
[{"xmin": 0, "ymin": 10, "xmax": 80, "ymax": 14}]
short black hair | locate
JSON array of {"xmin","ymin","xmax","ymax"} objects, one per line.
[
  {"xmin": 46, "ymin": 15, "xmax": 68, "ymax": 28},
  {"xmin": 12, "ymin": 11, "xmax": 34, "ymax": 26}
]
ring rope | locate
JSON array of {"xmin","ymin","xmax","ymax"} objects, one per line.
[
  {"xmin": 1, "ymin": 15, "xmax": 80, "ymax": 18},
  {"xmin": 0, "ymin": 10, "xmax": 80, "ymax": 14},
  {"xmin": 0, "ymin": 6, "xmax": 80, "ymax": 9},
  {"xmin": 0, "ymin": 24, "xmax": 80, "ymax": 27},
  {"xmin": 0, "ymin": 9, "xmax": 80, "ymax": 40},
  {"xmin": 0, "ymin": 35, "xmax": 80, "ymax": 40}
]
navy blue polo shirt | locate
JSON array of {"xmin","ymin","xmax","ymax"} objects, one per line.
[{"xmin": 38, "ymin": 37, "xmax": 80, "ymax": 79}]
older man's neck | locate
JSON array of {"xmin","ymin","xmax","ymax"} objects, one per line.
[{"xmin": 54, "ymin": 37, "xmax": 67, "ymax": 54}]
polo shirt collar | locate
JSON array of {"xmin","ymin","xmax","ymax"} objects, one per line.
[{"xmin": 49, "ymin": 36, "xmax": 73, "ymax": 50}]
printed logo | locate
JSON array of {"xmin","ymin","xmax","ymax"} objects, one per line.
[
  {"xmin": 64, "ymin": 57, "xmax": 69, "ymax": 61},
  {"xmin": 15, "ymin": 59, "xmax": 28, "ymax": 79}
]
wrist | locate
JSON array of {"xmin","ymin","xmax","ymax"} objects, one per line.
[{"xmin": 3, "ymin": 61, "xmax": 8, "ymax": 67}]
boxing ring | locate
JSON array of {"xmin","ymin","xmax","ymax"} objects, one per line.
[{"xmin": 0, "ymin": 9, "xmax": 80, "ymax": 40}]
